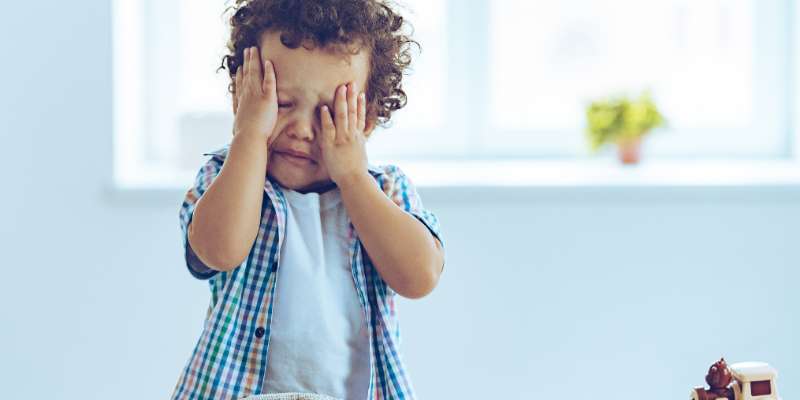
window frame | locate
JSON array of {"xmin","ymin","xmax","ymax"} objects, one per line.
[{"xmin": 111, "ymin": 0, "xmax": 800, "ymax": 192}]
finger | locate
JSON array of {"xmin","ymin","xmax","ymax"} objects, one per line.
[
  {"xmin": 347, "ymin": 83, "xmax": 358, "ymax": 136},
  {"xmin": 262, "ymin": 59, "xmax": 276, "ymax": 96},
  {"xmin": 320, "ymin": 105, "xmax": 336, "ymax": 146},
  {"xmin": 242, "ymin": 48, "xmax": 249, "ymax": 79},
  {"xmin": 234, "ymin": 68, "xmax": 242, "ymax": 112},
  {"xmin": 334, "ymin": 84, "xmax": 348, "ymax": 141},
  {"xmin": 357, "ymin": 92, "xmax": 366, "ymax": 133},
  {"xmin": 252, "ymin": 47, "xmax": 264, "ymax": 92},
  {"xmin": 246, "ymin": 47, "xmax": 257, "ymax": 88}
]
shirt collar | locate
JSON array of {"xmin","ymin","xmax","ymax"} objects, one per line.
[{"xmin": 202, "ymin": 145, "xmax": 385, "ymax": 177}]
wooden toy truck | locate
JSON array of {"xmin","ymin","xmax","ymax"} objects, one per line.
[{"xmin": 692, "ymin": 359, "xmax": 781, "ymax": 400}]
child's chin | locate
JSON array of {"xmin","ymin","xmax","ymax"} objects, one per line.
[
  {"xmin": 268, "ymin": 163, "xmax": 330, "ymax": 192},
  {"xmin": 269, "ymin": 169, "xmax": 309, "ymax": 190}
]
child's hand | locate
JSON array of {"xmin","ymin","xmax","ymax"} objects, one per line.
[
  {"xmin": 232, "ymin": 46, "xmax": 279, "ymax": 147},
  {"xmin": 319, "ymin": 83, "xmax": 369, "ymax": 186}
]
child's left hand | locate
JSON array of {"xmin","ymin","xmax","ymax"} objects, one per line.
[{"xmin": 318, "ymin": 82, "xmax": 369, "ymax": 187}]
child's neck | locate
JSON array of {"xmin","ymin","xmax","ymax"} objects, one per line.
[{"xmin": 288, "ymin": 180, "xmax": 337, "ymax": 195}]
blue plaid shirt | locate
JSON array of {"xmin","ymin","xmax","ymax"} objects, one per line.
[{"xmin": 171, "ymin": 145, "xmax": 443, "ymax": 400}]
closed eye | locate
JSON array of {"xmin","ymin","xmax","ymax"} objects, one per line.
[{"xmin": 278, "ymin": 103, "xmax": 293, "ymax": 108}]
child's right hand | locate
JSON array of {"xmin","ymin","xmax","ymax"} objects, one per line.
[{"xmin": 232, "ymin": 46, "xmax": 279, "ymax": 147}]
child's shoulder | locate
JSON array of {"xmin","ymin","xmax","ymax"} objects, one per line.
[
  {"xmin": 368, "ymin": 163, "xmax": 399, "ymax": 177},
  {"xmin": 368, "ymin": 163, "xmax": 408, "ymax": 180},
  {"xmin": 202, "ymin": 145, "xmax": 229, "ymax": 160},
  {"xmin": 368, "ymin": 163, "xmax": 421, "ymax": 197}
]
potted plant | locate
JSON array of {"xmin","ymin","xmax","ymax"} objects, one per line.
[{"xmin": 585, "ymin": 91, "xmax": 665, "ymax": 164}]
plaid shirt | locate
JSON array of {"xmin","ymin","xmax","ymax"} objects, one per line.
[{"xmin": 171, "ymin": 145, "xmax": 443, "ymax": 400}]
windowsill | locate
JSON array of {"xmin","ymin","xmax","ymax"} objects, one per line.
[
  {"xmin": 392, "ymin": 158, "xmax": 800, "ymax": 187},
  {"xmin": 105, "ymin": 159, "xmax": 800, "ymax": 205}
]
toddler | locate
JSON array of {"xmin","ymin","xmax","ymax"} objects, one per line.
[{"xmin": 171, "ymin": 1, "xmax": 445, "ymax": 399}]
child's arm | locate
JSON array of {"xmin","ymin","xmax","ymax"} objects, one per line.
[
  {"xmin": 189, "ymin": 46, "xmax": 279, "ymax": 271},
  {"xmin": 340, "ymin": 173, "xmax": 444, "ymax": 299},
  {"xmin": 320, "ymin": 83, "xmax": 444, "ymax": 299}
]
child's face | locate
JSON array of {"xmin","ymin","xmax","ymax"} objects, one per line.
[{"xmin": 258, "ymin": 31, "xmax": 372, "ymax": 193}]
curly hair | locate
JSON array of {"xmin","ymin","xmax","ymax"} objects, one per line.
[{"xmin": 218, "ymin": 0, "xmax": 418, "ymax": 128}]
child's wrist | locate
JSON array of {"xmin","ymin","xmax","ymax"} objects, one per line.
[
  {"xmin": 231, "ymin": 129, "xmax": 269, "ymax": 147},
  {"xmin": 229, "ymin": 130, "xmax": 270, "ymax": 160},
  {"xmin": 233, "ymin": 126, "xmax": 268, "ymax": 140},
  {"xmin": 335, "ymin": 170, "xmax": 373, "ymax": 192}
]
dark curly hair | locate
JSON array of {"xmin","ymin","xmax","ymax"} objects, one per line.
[{"xmin": 218, "ymin": 0, "xmax": 418, "ymax": 128}]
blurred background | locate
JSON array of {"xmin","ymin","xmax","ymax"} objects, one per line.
[{"xmin": 1, "ymin": 0, "xmax": 798, "ymax": 398}]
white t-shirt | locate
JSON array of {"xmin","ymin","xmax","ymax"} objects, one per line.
[{"xmin": 262, "ymin": 187, "xmax": 370, "ymax": 399}]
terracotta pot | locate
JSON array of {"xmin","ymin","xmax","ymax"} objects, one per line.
[{"xmin": 616, "ymin": 136, "xmax": 643, "ymax": 165}]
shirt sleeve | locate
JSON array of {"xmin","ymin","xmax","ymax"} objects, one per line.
[
  {"xmin": 383, "ymin": 165, "xmax": 444, "ymax": 249},
  {"xmin": 179, "ymin": 155, "xmax": 225, "ymax": 280}
]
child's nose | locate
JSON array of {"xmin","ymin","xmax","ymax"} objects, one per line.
[{"xmin": 286, "ymin": 117, "xmax": 316, "ymax": 142}]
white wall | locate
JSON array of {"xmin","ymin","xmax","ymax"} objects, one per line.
[{"xmin": 1, "ymin": 1, "xmax": 797, "ymax": 399}]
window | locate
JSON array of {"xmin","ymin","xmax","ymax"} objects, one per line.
[
  {"xmin": 485, "ymin": 0, "xmax": 791, "ymax": 158},
  {"xmin": 750, "ymin": 380, "xmax": 772, "ymax": 396},
  {"xmin": 113, "ymin": 0, "xmax": 797, "ymax": 188}
]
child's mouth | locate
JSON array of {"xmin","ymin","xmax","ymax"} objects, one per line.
[{"xmin": 276, "ymin": 151, "xmax": 316, "ymax": 166}]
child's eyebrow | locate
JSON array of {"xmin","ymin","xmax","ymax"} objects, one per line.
[
  {"xmin": 276, "ymin": 85, "xmax": 298, "ymax": 94},
  {"xmin": 277, "ymin": 85, "xmax": 338, "ymax": 106}
]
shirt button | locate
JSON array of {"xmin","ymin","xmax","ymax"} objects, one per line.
[{"xmin": 255, "ymin": 327, "xmax": 265, "ymax": 338}]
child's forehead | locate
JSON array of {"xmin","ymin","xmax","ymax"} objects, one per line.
[{"xmin": 260, "ymin": 31, "xmax": 370, "ymax": 94}]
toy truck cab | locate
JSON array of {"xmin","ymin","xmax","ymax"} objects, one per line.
[{"xmin": 729, "ymin": 362, "xmax": 781, "ymax": 400}]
